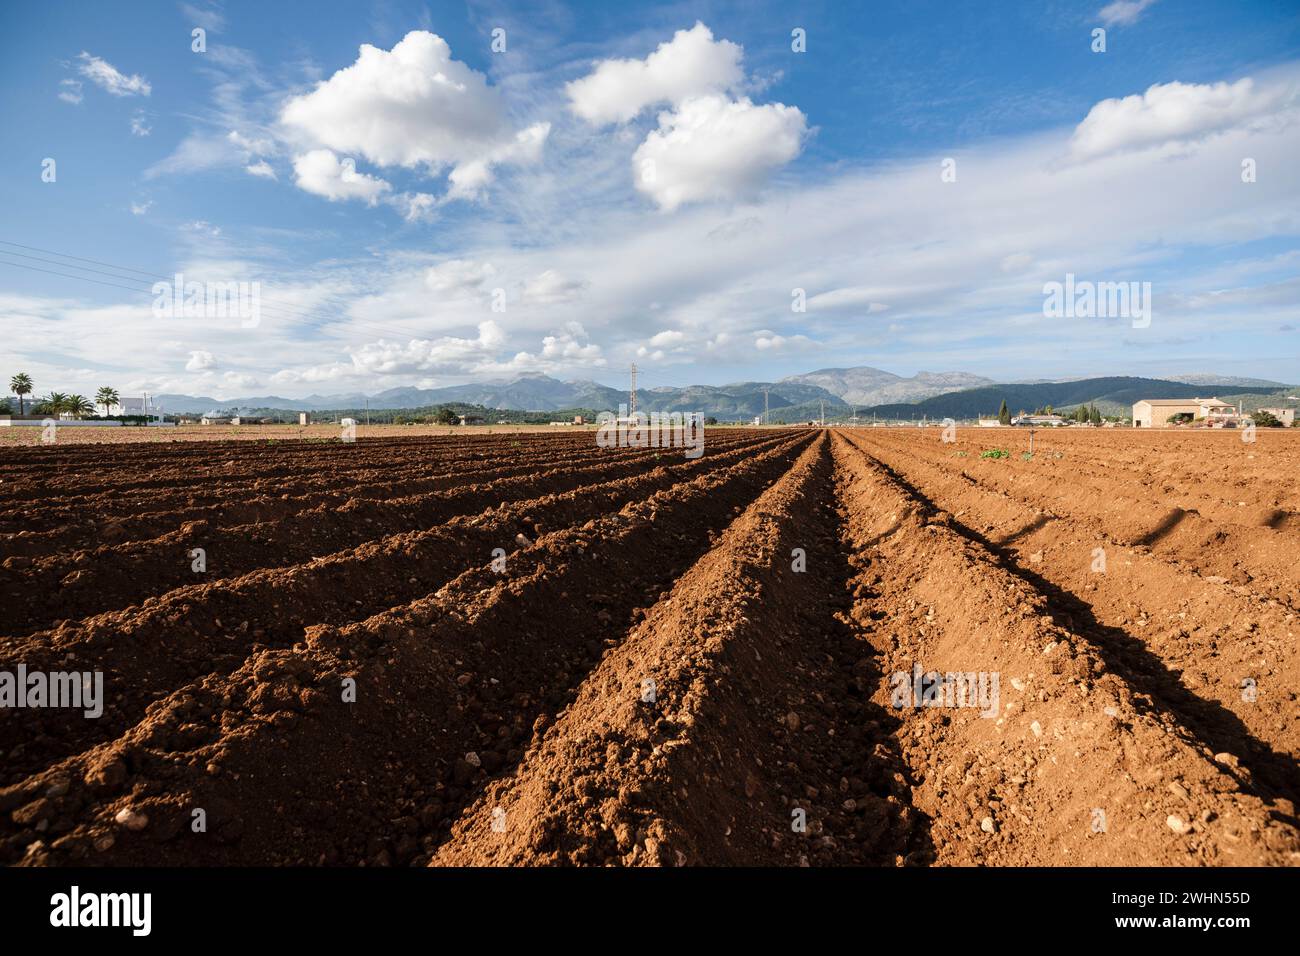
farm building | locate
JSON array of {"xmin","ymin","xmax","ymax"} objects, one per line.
[
  {"xmin": 1132, "ymin": 397, "xmax": 1236, "ymax": 428},
  {"xmin": 1257, "ymin": 407, "xmax": 1296, "ymax": 425},
  {"xmin": 107, "ymin": 396, "xmax": 165, "ymax": 421}
]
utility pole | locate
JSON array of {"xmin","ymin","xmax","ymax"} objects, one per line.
[
  {"xmin": 629, "ymin": 363, "xmax": 637, "ymax": 418},
  {"xmin": 365, "ymin": 397, "xmax": 370, "ymax": 426},
  {"xmin": 820, "ymin": 399, "xmax": 825, "ymax": 427},
  {"xmin": 762, "ymin": 387, "xmax": 769, "ymax": 425}
]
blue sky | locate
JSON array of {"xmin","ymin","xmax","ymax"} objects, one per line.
[{"xmin": 2, "ymin": 0, "xmax": 1299, "ymax": 399}]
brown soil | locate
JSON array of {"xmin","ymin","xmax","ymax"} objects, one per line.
[{"xmin": 1, "ymin": 427, "xmax": 1296, "ymax": 866}]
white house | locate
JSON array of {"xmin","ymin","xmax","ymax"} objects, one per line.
[{"xmin": 107, "ymin": 395, "xmax": 165, "ymax": 421}]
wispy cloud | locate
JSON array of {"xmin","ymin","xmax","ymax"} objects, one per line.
[
  {"xmin": 1098, "ymin": 0, "xmax": 1158, "ymax": 28},
  {"xmin": 76, "ymin": 52, "xmax": 151, "ymax": 97}
]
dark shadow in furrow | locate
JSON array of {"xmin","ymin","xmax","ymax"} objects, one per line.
[
  {"xmin": 993, "ymin": 513, "xmax": 1054, "ymax": 547},
  {"xmin": 857, "ymin": 447, "xmax": 1300, "ymax": 811},
  {"xmin": 1132, "ymin": 508, "xmax": 1188, "ymax": 548},
  {"xmin": 824, "ymin": 450, "xmax": 936, "ymax": 865},
  {"xmin": 1262, "ymin": 510, "xmax": 1295, "ymax": 531}
]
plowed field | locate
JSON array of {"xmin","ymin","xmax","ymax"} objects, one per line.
[{"xmin": 2, "ymin": 427, "xmax": 1297, "ymax": 866}]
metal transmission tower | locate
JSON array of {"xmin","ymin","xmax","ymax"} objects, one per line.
[{"xmin": 628, "ymin": 363, "xmax": 637, "ymax": 417}]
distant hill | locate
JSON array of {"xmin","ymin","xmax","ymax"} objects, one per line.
[
  {"xmin": 863, "ymin": 377, "xmax": 1288, "ymax": 420},
  {"xmin": 1165, "ymin": 374, "xmax": 1288, "ymax": 389},
  {"xmin": 779, "ymin": 367, "xmax": 992, "ymax": 406}
]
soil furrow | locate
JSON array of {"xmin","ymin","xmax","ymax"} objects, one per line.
[
  {"xmin": 431, "ymin": 434, "xmax": 930, "ymax": 866},
  {"xmin": 850, "ymin": 431, "xmax": 1300, "ymax": 800},
  {"xmin": 833, "ymin": 431, "xmax": 1299, "ymax": 865},
  {"xmin": 0, "ymin": 433, "xmax": 800, "ymax": 783},
  {"xmin": 0, "ymin": 436, "xmax": 775, "ymax": 636},
  {"xmin": 0, "ymin": 431, "xmax": 814, "ymax": 865}
]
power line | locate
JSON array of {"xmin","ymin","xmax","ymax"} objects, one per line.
[
  {"xmin": 0, "ymin": 254, "xmax": 350, "ymax": 330},
  {"xmin": 0, "ymin": 250, "xmax": 452, "ymax": 345},
  {"xmin": 0, "ymin": 258, "xmax": 160, "ymax": 296},
  {"xmin": 0, "ymin": 249, "xmax": 338, "ymax": 327},
  {"xmin": 0, "ymin": 239, "xmax": 355, "ymax": 321},
  {"xmin": 0, "ymin": 238, "xmax": 601, "ymax": 373}
]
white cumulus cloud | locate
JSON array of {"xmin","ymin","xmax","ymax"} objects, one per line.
[
  {"xmin": 186, "ymin": 349, "xmax": 216, "ymax": 371},
  {"xmin": 292, "ymin": 149, "xmax": 391, "ymax": 204},
  {"xmin": 345, "ymin": 321, "xmax": 507, "ymax": 375},
  {"xmin": 633, "ymin": 95, "xmax": 807, "ymax": 210},
  {"xmin": 280, "ymin": 31, "xmax": 548, "ymax": 202},
  {"xmin": 1069, "ymin": 77, "xmax": 1295, "ymax": 162},
  {"xmin": 566, "ymin": 22, "xmax": 743, "ymax": 125}
]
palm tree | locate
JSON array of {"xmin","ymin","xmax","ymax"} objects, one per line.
[
  {"xmin": 42, "ymin": 392, "xmax": 68, "ymax": 418},
  {"xmin": 66, "ymin": 394, "xmax": 93, "ymax": 418},
  {"xmin": 9, "ymin": 373, "xmax": 32, "ymax": 416},
  {"xmin": 95, "ymin": 386, "xmax": 119, "ymax": 417}
]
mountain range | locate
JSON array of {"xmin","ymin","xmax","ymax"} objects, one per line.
[
  {"xmin": 155, "ymin": 366, "xmax": 993, "ymax": 416},
  {"xmin": 151, "ymin": 368, "xmax": 1293, "ymax": 420}
]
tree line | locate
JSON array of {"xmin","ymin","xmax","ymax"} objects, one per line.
[{"xmin": 6, "ymin": 373, "xmax": 120, "ymax": 418}]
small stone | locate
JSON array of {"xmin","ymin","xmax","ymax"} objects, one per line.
[
  {"xmin": 114, "ymin": 808, "xmax": 149, "ymax": 831},
  {"xmin": 1166, "ymin": 814, "xmax": 1192, "ymax": 835},
  {"xmin": 1030, "ymin": 720, "xmax": 1042, "ymax": 738},
  {"xmin": 784, "ymin": 712, "xmax": 801, "ymax": 731},
  {"xmin": 464, "ymin": 751, "xmax": 481, "ymax": 768},
  {"xmin": 980, "ymin": 816, "xmax": 996, "ymax": 833}
]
